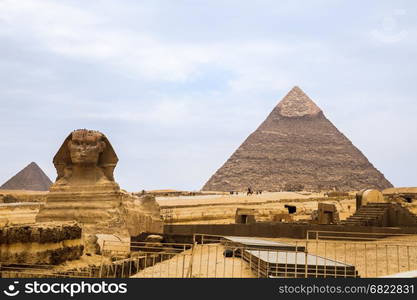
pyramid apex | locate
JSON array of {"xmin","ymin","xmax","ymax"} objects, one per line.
[
  {"xmin": 277, "ymin": 86, "xmax": 322, "ymax": 117},
  {"xmin": 24, "ymin": 162, "xmax": 40, "ymax": 170}
]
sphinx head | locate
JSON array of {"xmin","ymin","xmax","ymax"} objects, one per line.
[
  {"xmin": 53, "ymin": 129, "xmax": 118, "ymax": 185},
  {"xmin": 68, "ymin": 129, "xmax": 106, "ymax": 165}
]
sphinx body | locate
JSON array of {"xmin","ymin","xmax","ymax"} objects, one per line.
[{"xmin": 36, "ymin": 129, "xmax": 163, "ymax": 237}]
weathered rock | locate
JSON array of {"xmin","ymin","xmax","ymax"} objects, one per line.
[
  {"xmin": 0, "ymin": 191, "xmax": 47, "ymax": 203},
  {"xmin": 83, "ymin": 234, "xmax": 100, "ymax": 255},
  {"xmin": 0, "ymin": 221, "xmax": 83, "ymax": 265},
  {"xmin": 344, "ymin": 202, "xmax": 417, "ymax": 227},
  {"xmin": 313, "ymin": 203, "xmax": 339, "ymax": 224},
  {"xmin": 0, "ymin": 222, "xmax": 81, "ymax": 244},
  {"xmin": 383, "ymin": 187, "xmax": 417, "ymax": 203},
  {"xmin": 235, "ymin": 208, "xmax": 256, "ymax": 224},
  {"xmin": 122, "ymin": 194, "xmax": 163, "ymax": 237},
  {"xmin": 93, "ymin": 234, "xmax": 130, "ymax": 256},
  {"xmin": 0, "ymin": 202, "xmax": 43, "ymax": 226},
  {"xmin": 270, "ymin": 213, "xmax": 293, "ymax": 223},
  {"xmin": 355, "ymin": 189, "xmax": 385, "ymax": 210},
  {"xmin": 202, "ymin": 86, "xmax": 392, "ymax": 192}
]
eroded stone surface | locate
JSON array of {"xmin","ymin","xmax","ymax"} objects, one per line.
[
  {"xmin": 36, "ymin": 129, "xmax": 163, "ymax": 238},
  {"xmin": 0, "ymin": 221, "xmax": 83, "ymax": 265},
  {"xmin": 277, "ymin": 86, "xmax": 322, "ymax": 117},
  {"xmin": 122, "ymin": 194, "xmax": 163, "ymax": 237},
  {"xmin": 52, "ymin": 129, "xmax": 119, "ymax": 187}
]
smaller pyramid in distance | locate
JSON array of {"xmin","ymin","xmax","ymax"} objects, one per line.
[{"xmin": 0, "ymin": 162, "xmax": 53, "ymax": 191}]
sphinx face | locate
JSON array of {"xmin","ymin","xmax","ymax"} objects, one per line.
[{"xmin": 68, "ymin": 130, "xmax": 106, "ymax": 165}]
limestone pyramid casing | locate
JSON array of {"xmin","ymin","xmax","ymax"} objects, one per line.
[{"xmin": 202, "ymin": 86, "xmax": 393, "ymax": 192}]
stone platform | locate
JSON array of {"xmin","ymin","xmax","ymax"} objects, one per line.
[
  {"xmin": 37, "ymin": 187, "xmax": 163, "ymax": 237},
  {"xmin": 37, "ymin": 185, "xmax": 122, "ymax": 224}
]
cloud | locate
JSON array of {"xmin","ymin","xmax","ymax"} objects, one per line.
[
  {"xmin": 0, "ymin": 0, "xmax": 337, "ymax": 89},
  {"xmin": 82, "ymin": 99, "xmax": 190, "ymax": 125},
  {"xmin": 370, "ymin": 9, "xmax": 408, "ymax": 43},
  {"xmin": 0, "ymin": 0, "xmax": 416, "ymax": 190}
]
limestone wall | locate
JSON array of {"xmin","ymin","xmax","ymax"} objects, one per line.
[
  {"xmin": 164, "ymin": 222, "xmax": 417, "ymax": 240},
  {"xmin": 122, "ymin": 193, "xmax": 163, "ymax": 237},
  {"xmin": 0, "ymin": 203, "xmax": 43, "ymax": 226},
  {"xmin": 0, "ymin": 190, "xmax": 47, "ymax": 203}
]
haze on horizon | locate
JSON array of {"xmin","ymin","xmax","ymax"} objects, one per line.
[{"xmin": 0, "ymin": 0, "xmax": 416, "ymax": 191}]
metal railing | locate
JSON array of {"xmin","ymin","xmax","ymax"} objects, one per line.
[
  {"xmin": 97, "ymin": 233, "xmax": 417, "ymax": 278},
  {"xmin": 1, "ymin": 231, "xmax": 416, "ymax": 278},
  {"xmin": 307, "ymin": 230, "xmax": 417, "ymax": 241}
]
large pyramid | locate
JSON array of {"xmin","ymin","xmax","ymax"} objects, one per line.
[
  {"xmin": 202, "ymin": 86, "xmax": 393, "ymax": 192},
  {"xmin": 0, "ymin": 162, "xmax": 53, "ymax": 191}
]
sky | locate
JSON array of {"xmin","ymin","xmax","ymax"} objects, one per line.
[{"xmin": 0, "ymin": 0, "xmax": 416, "ymax": 191}]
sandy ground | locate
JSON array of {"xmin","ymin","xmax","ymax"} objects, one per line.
[
  {"xmin": 2, "ymin": 189, "xmax": 417, "ymax": 278},
  {"xmin": 131, "ymin": 244, "xmax": 255, "ymax": 278},
  {"xmin": 264, "ymin": 236, "xmax": 417, "ymax": 277},
  {"xmin": 0, "ymin": 191, "xmax": 356, "ymax": 225},
  {"xmin": 130, "ymin": 237, "xmax": 417, "ymax": 278},
  {"xmin": 156, "ymin": 191, "xmax": 322, "ymax": 207},
  {"xmin": 158, "ymin": 192, "xmax": 355, "ymax": 224}
]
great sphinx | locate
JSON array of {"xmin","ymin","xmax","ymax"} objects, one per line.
[{"xmin": 36, "ymin": 129, "xmax": 163, "ymax": 238}]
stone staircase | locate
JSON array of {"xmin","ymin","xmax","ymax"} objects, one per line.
[
  {"xmin": 344, "ymin": 203, "xmax": 391, "ymax": 226},
  {"xmin": 343, "ymin": 202, "xmax": 417, "ymax": 227}
]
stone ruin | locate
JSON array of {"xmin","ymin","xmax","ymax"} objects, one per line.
[
  {"xmin": 343, "ymin": 189, "xmax": 417, "ymax": 227},
  {"xmin": 235, "ymin": 208, "xmax": 256, "ymax": 224},
  {"xmin": 270, "ymin": 212, "xmax": 293, "ymax": 223},
  {"xmin": 311, "ymin": 203, "xmax": 340, "ymax": 225},
  {"xmin": 356, "ymin": 189, "xmax": 385, "ymax": 209},
  {"xmin": 383, "ymin": 187, "xmax": 417, "ymax": 204}
]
